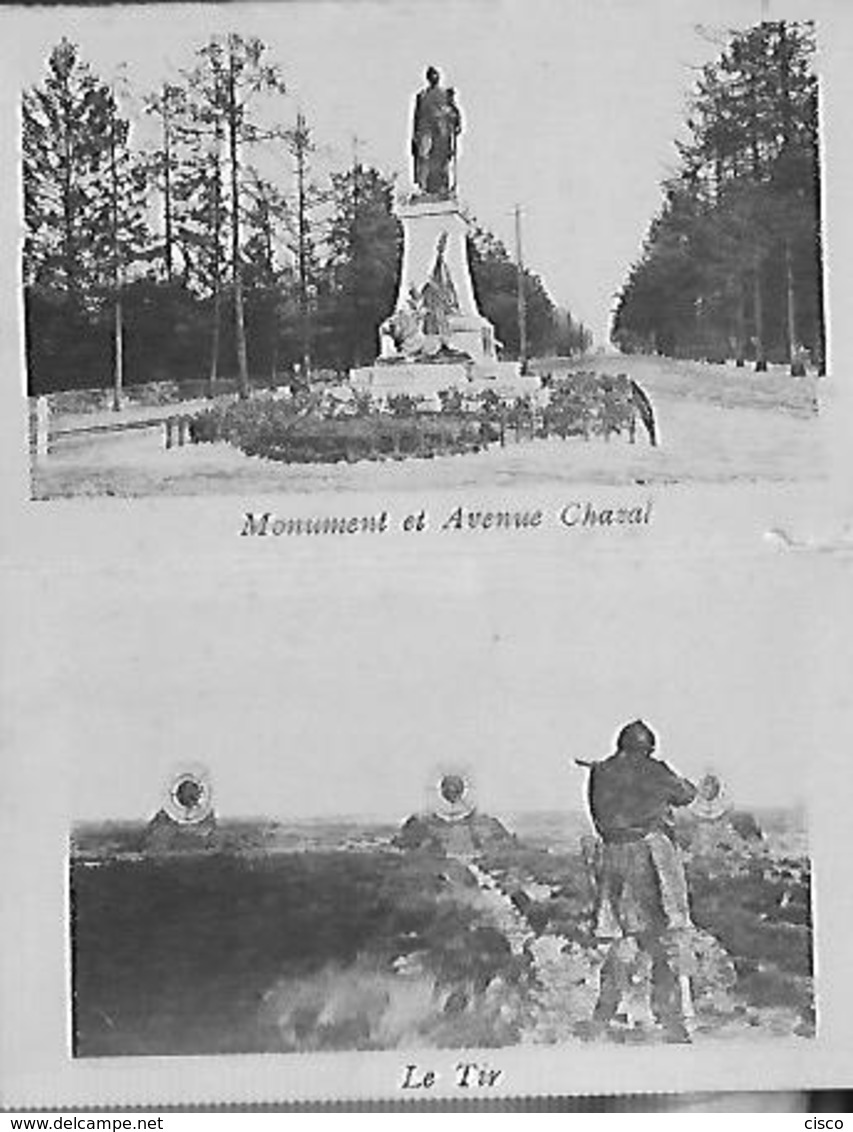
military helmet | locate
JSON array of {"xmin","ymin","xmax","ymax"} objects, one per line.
[{"xmin": 616, "ymin": 719, "xmax": 657, "ymax": 754}]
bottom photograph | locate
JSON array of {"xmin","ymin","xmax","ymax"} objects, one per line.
[
  {"xmin": 66, "ymin": 560, "xmax": 816, "ymax": 1062},
  {"xmin": 71, "ymin": 760, "xmax": 811, "ymax": 1057}
]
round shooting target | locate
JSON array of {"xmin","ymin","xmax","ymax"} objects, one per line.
[
  {"xmin": 691, "ymin": 770, "xmax": 731, "ymax": 821},
  {"xmin": 164, "ymin": 766, "xmax": 213, "ymax": 824}
]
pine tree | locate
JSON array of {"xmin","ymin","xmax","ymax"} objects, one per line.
[
  {"xmin": 613, "ymin": 21, "xmax": 823, "ymax": 371},
  {"xmin": 95, "ymin": 86, "xmax": 150, "ymax": 407},
  {"xmin": 283, "ymin": 111, "xmax": 327, "ymax": 376},
  {"xmin": 242, "ymin": 169, "xmax": 291, "ymax": 380},
  {"xmin": 144, "ymin": 82, "xmax": 188, "ymax": 283},
  {"xmin": 23, "ymin": 40, "xmax": 149, "ymax": 398},
  {"xmin": 172, "ymin": 102, "xmax": 230, "ymax": 386},
  {"xmin": 23, "ymin": 38, "xmax": 119, "ymax": 292},
  {"xmin": 325, "ymin": 163, "xmax": 401, "ymax": 369},
  {"xmin": 183, "ymin": 34, "xmax": 287, "ymax": 396}
]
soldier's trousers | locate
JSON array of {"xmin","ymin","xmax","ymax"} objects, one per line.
[{"xmin": 593, "ymin": 932, "xmax": 684, "ymax": 1028}]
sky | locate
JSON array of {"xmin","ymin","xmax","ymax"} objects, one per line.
[
  {"xmin": 4, "ymin": 0, "xmax": 795, "ymax": 345},
  {"xmin": 10, "ymin": 546, "xmax": 826, "ymax": 825}
]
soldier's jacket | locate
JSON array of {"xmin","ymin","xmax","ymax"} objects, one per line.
[
  {"xmin": 588, "ymin": 751, "xmax": 697, "ymax": 941},
  {"xmin": 589, "ymin": 750, "xmax": 696, "ymax": 844}
]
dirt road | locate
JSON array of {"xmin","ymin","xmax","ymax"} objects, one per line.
[{"xmin": 32, "ymin": 356, "xmax": 824, "ymax": 499}]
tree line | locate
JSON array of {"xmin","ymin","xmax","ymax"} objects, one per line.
[
  {"xmin": 23, "ymin": 35, "xmax": 591, "ymax": 399},
  {"xmin": 612, "ymin": 21, "xmax": 824, "ymax": 371}
]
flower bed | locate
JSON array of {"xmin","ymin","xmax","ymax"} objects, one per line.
[
  {"xmin": 190, "ymin": 395, "xmax": 486, "ymax": 463},
  {"xmin": 186, "ymin": 372, "xmax": 650, "ymax": 465}
]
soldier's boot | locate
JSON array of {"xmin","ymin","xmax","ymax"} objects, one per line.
[
  {"xmin": 649, "ymin": 951, "xmax": 693, "ymax": 1043},
  {"xmin": 576, "ymin": 941, "xmax": 633, "ymax": 1040}
]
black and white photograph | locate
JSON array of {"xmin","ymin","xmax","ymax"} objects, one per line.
[
  {"xmin": 70, "ymin": 746, "xmax": 814, "ymax": 1059},
  {"xmin": 11, "ymin": 546, "xmax": 824, "ymax": 1104},
  {"xmin": 14, "ymin": 0, "xmax": 829, "ymax": 501},
  {"xmin": 2, "ymin": 0, "xmax": 853, "ymax": 1117}
]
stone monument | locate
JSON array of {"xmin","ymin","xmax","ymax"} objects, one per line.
[{"xmin": 351, "ymin": 67, "xmax": 532, "ymax": 400}]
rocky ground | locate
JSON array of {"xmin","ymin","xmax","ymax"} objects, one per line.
[{"xmin": 70, "ymin": 817, "xmax": 814, "ymax": 1056}]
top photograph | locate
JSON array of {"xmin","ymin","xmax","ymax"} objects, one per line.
[{"xmin": 19, "ymin": 1, "xmax": 828, "ymax": 501}]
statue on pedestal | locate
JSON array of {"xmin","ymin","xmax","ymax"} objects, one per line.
[
  {"xmin": 411, "ymin": 66, "xmax": 462, "ymax": 197},
  {"xmin": 351, "ymin": 66, "xmax": 511, "ymax": 386}
]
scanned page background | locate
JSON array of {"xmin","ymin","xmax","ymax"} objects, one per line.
[
  {"xmin": 2, "ymin": 545, "xmax": 852, "ymax": 1104},
  {"xmin": 1, "ymin": 0, "xmax": 853, "ymax": 1108}
]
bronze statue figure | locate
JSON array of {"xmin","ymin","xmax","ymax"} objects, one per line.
[{"xmin": 411, "ymin": 66, "xmax": 462, "ymax": 197}]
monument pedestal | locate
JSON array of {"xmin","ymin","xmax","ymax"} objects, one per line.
[
  {"xmin": 350, "ymin": 358, "xmax": 538, "ymax": 404},
  {"xmin": 350, "ymin": 193, "xmax": 539, "ymax": 400},
  {"xmin": 384, "ymin": 197, "xmax": 497, "ymax": 364},
  {"xmin": 352, "ymin": 361, "xmax": 471, "ymax": 401}
]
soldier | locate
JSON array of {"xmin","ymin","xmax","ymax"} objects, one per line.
[{"xmin": 580, "ymin": 719, "xmax": 697, "ymax": 1042}]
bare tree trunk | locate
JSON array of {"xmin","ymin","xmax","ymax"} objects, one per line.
[
  {"xmin": 736, "ymin": 276, "xmax": 747, "ymax": 366},
  {"xmin": 113, "ymin": 296, "xmax": 124, "ymax": 411},
  {"xmin": 812, "ymin": 82, "xmax": 827, "ymax": 376},
  {"xmin": 62, "ymin": 148, "xmax": 75, "ymax": 292},
  {"xmin": 109, "ymin": 102, "xmax": 124, "ymax": 411},
  {"xmin": 515, "ymin": 204, "xmax": 528, "ymax": 372},
  {"xmin": 163, "ymin": 95, "xmax": 174, "ymax": 283},
  {"xmin": 784, "ymin": 237, "xmax": 800, "ymax": 371},
  {"xmin": 777, "ymin": 22, "xmax": 802, "ymax": 375},
  {"xmin": 295, "ymin": 111, "xmax": 311, "ymax": 379},
  {"xmin": 349, "ymin": 141, "xmax": 361, "ymax": 369},
  {"xmin": 209, "ymin": 285, "xmax": 221, "ymax": 395},
  {"xmin": 753, "ymin": 257, "xmax": 767, "ymax": 372},
  {"xmin": 270, "ymin": 316, "xmax": 279, "ymax": 386},
  {"xmin": 208, "ymin": 124, "xmax": 223, "ymax": 397},
  {"xmin": 59, "ymin": 89, "xmax": 76, "ymax": 292},
  {"xmin": 263, "ymin": 202, "xmax": 278, "ymax": 385},
  {"xmin": 227, "ymin": 50, "xmax": 250, "ymax": 399}
]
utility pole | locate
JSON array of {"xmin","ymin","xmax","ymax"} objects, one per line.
[
  {"xmin": 514, "ymin": 203, "xmax": 528, "ymax": 374},
  {"xmin": 350, "ymin": 134, "xmax": 363, "ymax": 368}
]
